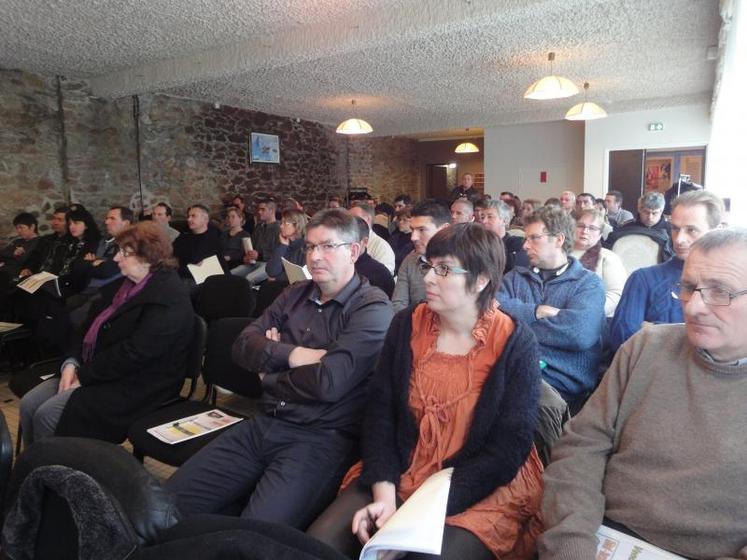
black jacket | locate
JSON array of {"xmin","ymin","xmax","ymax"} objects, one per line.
[
  {"xmin": 358, "ymin": 305, "xmax": 540, "ymax": 516},
  {"xmin": 55, "ymin": 269, "xmax": 194, "ymax": 442}
]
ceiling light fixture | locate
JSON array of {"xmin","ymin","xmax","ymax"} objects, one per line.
[
  {"xmin": 524, "ymin": 52, "xmax": 579, "ymax": 100},
  {"xmin": 336, "ymin": 99, "xmax": 373, "ymax": 135},
  {"xmin": 454, "ymin": 128, "xmax": 480, "ymax": 154},
  {"xmin": 565, "ymin": 82, "xmax": 608, "ymax": 120}
]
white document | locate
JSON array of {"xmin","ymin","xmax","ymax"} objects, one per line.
[
  {"xmin": 241, "ymin": 237, "xmax": 253, "ymax": 252},
  {"xmin": 0, "ymin": 322, "xmax": 23, "ymax": 333},
  {"xmin": 281, "ymin": 257, "xmax": 311, "ymax": 284},
  {"xmin": 595, "ymin": 525, "xmax": 686, "ymax": 560},
  {"xmin": 147, "ymin": 409, "xmax": 243, "ymax": 445},
  {"xmin": 359, "ymin": 467, "xmax": 453, "ymax": 560},
  {"xmin": 17, "ymin": 271, "xmax": 61, "ymax": 296},
  {"xmin": 187, "ymin": 255, "xmax": 224, "ymax": 285}
]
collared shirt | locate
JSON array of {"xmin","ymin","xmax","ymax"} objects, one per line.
[{"xmin": 232, "ymin": 273, "xmax": 393, "ymax": 432}]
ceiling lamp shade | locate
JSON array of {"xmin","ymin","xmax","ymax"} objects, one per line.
[
  {"xmin": 454, "ymin": 142, "xmax": 480, "ymax": 153},
  {"xmin": 565, "ymin": 82, "xmax": 608, "ymax": 121},
  {"xmin": 336, "ymin": 99, "xmax": 373, "ymax": 135},
  {"xmin": 524, "ymin": 52, "xmax": 579, "ymax": 100}
]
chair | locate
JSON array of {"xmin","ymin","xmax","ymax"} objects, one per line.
[
  {"xmin": 127, "ymin": 317, "xmax": 262, "ymax": 466},
  {"xmin": 611, "ymin": 234, "xmax": 661, "ymax": 274},
  {"xmin": 0, "ymin": 410, "xmax": 13, "ymax": 524},
  {"xmin": 193, "ymin": 274, "xmax": 256, "ymax": 323}
]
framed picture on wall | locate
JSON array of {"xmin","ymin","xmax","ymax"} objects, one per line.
[
  {"xmin": 644, "ymin": 157, "xmax": 673, "ymax": 193},
  {"xmin": 250, "ymin": 132, "xmax": 280, "ymax": 164}
]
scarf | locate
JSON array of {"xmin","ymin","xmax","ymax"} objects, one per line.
[
  {"xmin": 82, "ymin": 272, "xmax": 153, "ymax": 362},
  {"xmin": 579, "ymin": 240, "xmax": 602, "ymax": 272}
]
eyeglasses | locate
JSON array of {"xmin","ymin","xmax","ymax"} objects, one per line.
[
  {"xmin": 576, "ymin": 224, "xmax": 602, "ymax": 232},
  {"xmin": 280, "ymin": 221, "xmax": 297, "ymax": 226},
  {"xmin": 525, "ymin": 233, "xmax": 556, "ymax": 243},
  {"xmin": 672, "ymin": 282, "xmax": 747, "ymax": 306},
  {"xmin": 418, "ymin": 260, "xmax": 469, "ymax": 277},
  {"xmin": 304, "ymin": 242, "xmax": 352, "ymax": 254},
  {"xmin": 117, "ymin": 247, "xmax": 137, "ymax": 258}
]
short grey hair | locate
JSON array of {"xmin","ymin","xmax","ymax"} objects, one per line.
[
  {"xmin": 690, "ymin": 227, "xmax": 747, "ymax": 255},
  {"xmin": 306, "ymin": 208, "xmax": 359, "ymax": 244},
  {"xmin": 450, "ymin": 198, "xmax": 474, "ymax": 213},
  {"xmin": 484, "ymin": 199, "xmax": 512, "ymax": 222},
  {"xmin": 671, "ymin": 190, "xmax": 724, "ymax": 229},
  {"xmin": 638, "ymin": 192, "xmax": 665, "ymax": 211}
]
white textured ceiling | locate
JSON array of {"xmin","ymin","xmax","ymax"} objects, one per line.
[{"xmin": 0, "ymin": 0, "xmax": 721, "ymax": 137}]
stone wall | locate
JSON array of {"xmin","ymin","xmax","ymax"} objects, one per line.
[{"xmin": 0, "ymin": 67, "xmax": 421, "ymax": 241}]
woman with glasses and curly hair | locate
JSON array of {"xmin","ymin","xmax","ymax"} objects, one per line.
[{"xmin": 309, "ymin": 222, "xmax": 544, "ymax": 559}]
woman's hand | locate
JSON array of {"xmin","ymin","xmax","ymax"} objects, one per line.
[
  {"xmin": 278, "ymin": 232, "xmax": 290, "ymax": 246},
  {"xmin": 58, "ymin": 364, "xmax": 80, "ymax": 394},
  {"xmin": 352, "ymin": 500, "xmax": 397, "ymax": 545}
]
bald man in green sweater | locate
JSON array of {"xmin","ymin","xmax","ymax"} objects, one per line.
[{"xmin": 540, "ymin": 228, "xmax": 747, "ymax": 560}]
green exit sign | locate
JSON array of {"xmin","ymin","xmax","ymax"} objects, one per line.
[{"xmin": 648, "ymin": 122, "xmax": 664, "ymax": 131}]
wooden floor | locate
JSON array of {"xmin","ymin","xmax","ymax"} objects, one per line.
[{"xmin": 0, "ymin": 372, "xmax": 260, "ymax": 484}]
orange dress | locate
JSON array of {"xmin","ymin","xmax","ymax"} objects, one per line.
[{"xmin": 342, "ymin": 303, "xmax": 544, "ymax": 559}]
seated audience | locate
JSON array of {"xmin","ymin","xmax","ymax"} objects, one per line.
[
  {"xmin": 152, "ymin": 202, "xmax": 181, "ymax": 242},
  {"xmin": 308, "ymin": 223, "xmax": 543, "ymax": 559},
  {"xmin": 392, "ymin": 200, "xmax": 450, "ymax": 312},
  {"xmin": 559, "ymin": 191, "xmax": 576, "ymax": 213},
  {"xmin": 352, "ymin": 216, "xmax": 394, "ymax": 298},
  {"xmin": 605, "ymin": 192, "xmax": 672, "ymax": 260},
  {"xmin": 450, "ymin": 198, "xmax": 474, "ymax": 224},
  {"xmin": 473, "ymin": 196, "xmax": 490, "ymax": 224},
  {"xmin": 571, "ymin": 209, "xmax": 628, "ymax": 317},
  {"xmin": 609, "ymin": 190, "xmax": 724, "ymax": 352},
  {"xmin": 388, "ymin": 208, "xmax": 414, "ymax": 274},
  {"xmin": 53, "ymin": 206, "xmax": 103, "ymax": 297},
  {"xmin": 0, "ymin": 212, "xmax": 40, "ymax": 278},
  {"xmin": 231, "ymin": 199, "xmax": 280, "ymax": 284},
  {"xmin": 604, "ymin": 190, "xmax": 634, "ymax": 228},
  {"xmin": 540, "ymin": 228, "xmax": 747, "ymax": 560},
  {"xmin": 372, "ymin": 203, "xmax": 393, "ymax": 241},
  {"xmin": 173, "ymin": 204, "xmax": 224, "ymax": 279},
  {"xmin": 350, "ymin": 202, "xmax": 395, "ymax": 275},
  {"xmin": 480, "ymin": 199, "xmax": 527, "ymax": 273},
  {"xmin": 20, "ymin": 221, "xmax": 193, "ymax": 444},
  {"xmin": 166, "ymin": 209, "xmax": 393, "ymax": 529},
  {"xmin": 230, "ymin": 194, "xmax": 255, "ymax": 234},
  {"xmin": 327, "ymin": 196, "xmax": 342, "ymax": 209},
  {"xmin": 498, "ymin": 207, "xmax": 605, "ymax": 413},
  {"xmin": 19, "ymin": 206, "xmax": 69, "ymax": 278},
  {"xmin": 392, "ymin": 194, "xmax": 412, "ymax": 213},
  {"xmin": 575, "ymin": 193, "xmax": 595, "ymax": 211},
  {"xmin": 543, "ymin": 197, "xmax": 561, "ymax": 209},
  {"xmin": 220, "ymin": 206, "xmax": 252, "ymax": 269}
]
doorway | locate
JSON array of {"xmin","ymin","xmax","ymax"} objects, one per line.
[{"xmin": 426, "ymin": 164, "xmax": 457, "ymax": 199}]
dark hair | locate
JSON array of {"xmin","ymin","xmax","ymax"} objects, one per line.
[
  {"xmin": 115, "ymin": 221, "xmax": 177, "ymax": 271},
  {"xmin": 110, "ymin": 206, "xmax": 134, "ymax": 223},
  {"xmin": 411, "ymin": 199, "xmax": 451, "ymax": 227},
  {"xmin": 154, "ymin": 202, "xmax": 173, "ymax": 217},
  {"xmin": 188, "ymin": 204, "xmax": 210, "ymax": 216},
  {"xmin": 13, "ymin": 212, "xmax": 37, "ymax": 231},
  {"xmin": 351, "ymin": 201, "xmax": 375, "ymax": 220},
  {"xmin": 393, "ymin": 194, "xmax": 412, "ymax": 205},
  {"xmin": 375, "ymin": 202, "xmax": 395, "ymax": 218},
  {"xmin": 426, "ymin": 223, "xmax": 504, "ymax": 315},
  {"xmin": 606, "ymin": 190, "xmax": 623, "ymax": 204},
  {"xmin": 395, "ymin": 208, "xmax": 412, "ymax": 221},
  {"xmin": 524, "ymin": 206, "xmax": 575, "ymax": 254},
  {"xmin": 53, "ymin": 206, "xmax": 70, "ymax": 216},
  {"xmin": 257, "ymin": 199, "xmax": 277, "ymax": 211},
  {"xmin": 353, "ymin": 216, "xmax": 370, "ymax": 242},
  {"xmin": 544, "ymin": 197, "xmax": 561, "ymax": 208},
  {"xmin": 306, "ymin": 208, "xmax": 359, "ymax": 244},
  {"xmin": 66, "ymin": 207, "xmax": 101, "ymax": 243},
  {"xmin": 577, "ymin": 192, "xmax": 595, "ymax": 202}
]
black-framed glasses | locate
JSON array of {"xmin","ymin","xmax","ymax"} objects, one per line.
[
  {"xmin": 418, "ymin": 260, "xmax": 469, "ymax": 277},
  {"xmin": 304, "ymin": 242, "xmax": 352, "ymax": 254},
  {"xmin": 672, "ymin": 282, "xmax": 747, "ymax": 306},
  {"xmin": 525, "ymin": 232, "xmax": 556, "ymax": 243},
  {"xmin": 117, "ymin": 247, "xmax": 137, "ymax": 258},
  {"xmin": 576, "ymin": 223, "xmax": 602, "ymax": 232}
]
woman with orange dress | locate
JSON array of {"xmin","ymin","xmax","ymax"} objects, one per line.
[{"xmin": 308, "ymin": 222, "xmax": 544, "ymax": 559}]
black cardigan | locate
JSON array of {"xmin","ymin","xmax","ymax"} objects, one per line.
[{"xmin": 358, "ymin": 304, "xmax": 541, "ymax": 516}]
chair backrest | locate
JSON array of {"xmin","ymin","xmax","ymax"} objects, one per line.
[
  {"xmin": 507, "ymin": 228, "xmax": 525, "ymax": 238},
  {"xmin": 534, "ymin": 380, "xmax": 571, "ymax": 467},
  {"xmin": 180, "ymin": 315, "xmax": 208, "ymax": 399},
  {"xmin": 194, "ymin": 275, "xmax": 256, "ymax": 323},
  {"xmin": 0, "ymin": 410, "xmax": 13, "ymax": 520},
  {"xmin": 611, "ymin": 234, "xmax": 661, "ymax": 274},
  {"xmin": 203, "ymin": 317, "xmax": 262, "ymax": 398}
]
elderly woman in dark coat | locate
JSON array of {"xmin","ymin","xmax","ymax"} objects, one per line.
[{"xmin": 20, "ymin": 221, "xmax": 194, "ymax": 445}]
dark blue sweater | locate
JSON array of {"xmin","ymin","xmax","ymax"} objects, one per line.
[{"xmin": 497, "ymin": 258, "xmax": 605, "ymax": 398}]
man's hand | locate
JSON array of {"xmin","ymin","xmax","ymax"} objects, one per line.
[
  {"xmin": 265, "ymin": 327, "xmax": 280, "ymax": 342},
  {"xmin": 13, "ymin": 246, "xmax": 25, "ymax": 258},
  {"xmin": 83, "ymin": 252, "xmax": 97, "ymax": 262},
  {"xmin": 536, "ymin": 305, "xmax": 560, "ymax": 319},
  {"xmin": 58, "ymin": 364, "xmax": 80, "ymax": 394},
  {"xmin": 288, "ymin": 347, "xmax": 327, "ymax": 368},
  {"xmin": 243, "ymin": 250, "xmax": 259, "ymax": 263},
  {"xmin": 19, "ymin": 268, "xmax": 32, "ymax": 278}
]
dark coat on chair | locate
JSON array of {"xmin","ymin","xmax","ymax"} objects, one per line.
[{"xmin": 55, "ymin": 269, "xmax": 194, "ymax": 443}]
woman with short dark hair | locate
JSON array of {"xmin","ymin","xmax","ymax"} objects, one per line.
[
  {"xmin": 20, "ymin": 221, "xmax": 194, "ymax": 445},
  {"xmin": 309, "ymin": 223, "xmax": 544, "ymax": 559}
]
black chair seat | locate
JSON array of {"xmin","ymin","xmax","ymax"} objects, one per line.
[
  {"xmin": 127, "ymin": 401, "xmax": 246, "ymax": 467},
  {"xmin": 8, "ymin": 358, "xmax": 62, "ymax": 399}
]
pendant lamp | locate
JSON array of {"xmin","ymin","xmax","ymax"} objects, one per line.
[
  {"xmin": 336, "ymin": 99, "xmax": 373, "ymax": 135},
  {"xmin": 524, "ymin": 52, "xmax": 579, "ymax": 100},
  {"xmin": 565, "ymin": 82, "xmax": 607, "ymax": 120},
  {"xmin": 454, "ymin": 128, "xmax": 480, "ymax": 153}
]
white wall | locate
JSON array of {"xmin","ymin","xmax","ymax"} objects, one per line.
[
  {"xmin": 584, "ymin": 104, "xmax": 711, "ymax": 198},
  {"xmin": 484, "ymin": 120, "xmax": 585, "ymax": 201}
]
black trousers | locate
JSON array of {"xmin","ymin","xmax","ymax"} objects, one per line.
[
  {"xmin": 307, "ymin": 483, "xmax": 493, "ymax": 560},
  {"xmin": 166, "ymin": 414, "xmax": 358, "ymax": 530}
]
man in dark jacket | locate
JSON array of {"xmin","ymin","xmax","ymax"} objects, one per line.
[{"xmin": 167, "ymin": 209, "xmax": 393, "ymax": 529}]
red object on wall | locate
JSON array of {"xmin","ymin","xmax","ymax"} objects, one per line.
[{"xmin": 540, "ymin": 171, "xmax": 547, "ymax": 183}]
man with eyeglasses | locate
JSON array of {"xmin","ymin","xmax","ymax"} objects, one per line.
[
  {"xmin": 497, "ymin": 206, "xmax": 605, "ymax": 413},
  {"xmin": 391, "ymin": 199, "xmax": 451, "ymax": 313},
  {"xmin": 540, "ymin": 227, "xmax": 747, "ymax": 560},
  {"xmin": 167, "ymin": 208, "xmax": 393, "ymax": 529},
  {"xmin": 609, "ymin": 191, "xmax": 724, "ymax": 353}
]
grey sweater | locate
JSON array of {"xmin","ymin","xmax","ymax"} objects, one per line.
[
  {"xmin": 540, "ymin": 323, "xmax": 747, "ymax": 560},
  {"xmin": 391, "ymin": 251, "xmax": 426, "ymax": 313}
]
